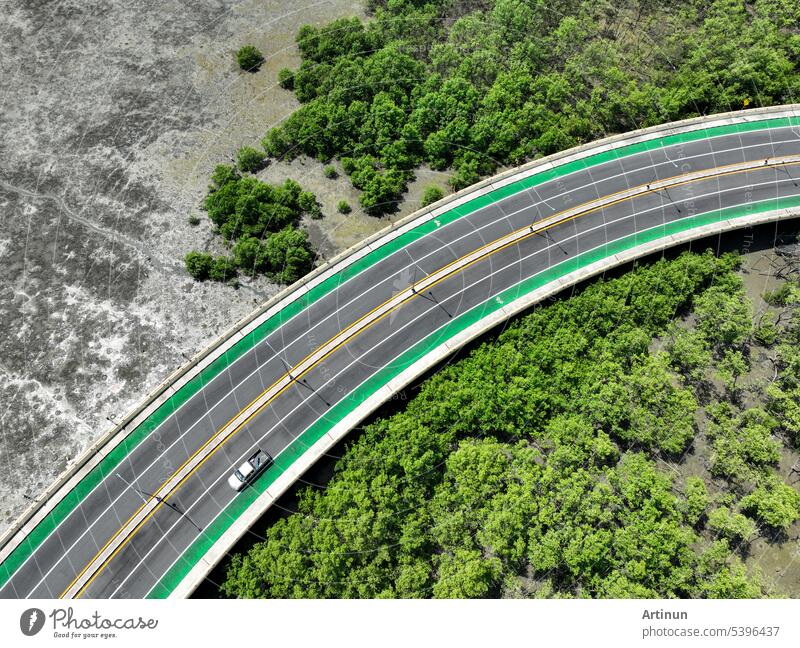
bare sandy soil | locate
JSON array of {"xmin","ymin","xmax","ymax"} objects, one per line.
[{"xmin": 0, "ymin": 0, "xmax": 384, "ymax": 531}]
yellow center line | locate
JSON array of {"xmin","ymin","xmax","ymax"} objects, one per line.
[{"xmin": 64, "ymin": 155, "xmax": 800, "ymax": 598}]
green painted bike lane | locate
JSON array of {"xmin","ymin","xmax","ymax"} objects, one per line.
[{"xmin": 2, "ymin": 114, "xmax": 798, "ymax": 592}]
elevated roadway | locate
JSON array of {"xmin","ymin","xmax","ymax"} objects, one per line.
[{"xmin": 2, "ymin": 105, "xmax": 800, "ymax": 598}]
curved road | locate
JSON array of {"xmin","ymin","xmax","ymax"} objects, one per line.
[{"xmin": 2, "ymin": 107, "xmax": 800, "ymax": 599}]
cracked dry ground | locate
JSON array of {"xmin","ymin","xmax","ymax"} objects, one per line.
[{"xmin": 0, "ymin": 0, "xmax": 365, "ymax": 531}]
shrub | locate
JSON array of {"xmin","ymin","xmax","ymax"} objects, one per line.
[
  {"xmin": 764, "ymin": 282, "xmax": 800, "ymax": 307},
  {"xmin": 717, "ymin": 348, "xmax": 748, "ymax": 396},
  {"xmin": 358, "ymin": 167, "xmax": 408, "ymax": 215},
  {"xmin": 187, "ymin": 214, "xmax": 201, "ymax": 226},
  {"xmin": 298, "ymin": 190, "xmax": 320, "ymax": 216},
  {"xmin": 421, "ymin": 185, "xmax": 445, "ymax": 207},
  {"xmin": 204, "ymin": 176, "xmax": 304, "ymax": 235},
  {"xmin": 233, "ymin": 236, "xmax": 269, "ymax": 276},
  {"xmin": 209, "ymin": 256, "xmax": 238, "ymax": 283},
  {"xmin": 694, "ymin": 284, "xmax": 752, "ymax": 348},
  {"xmin": 741, "ymin": 477, "xmax": 800, "ymax": 531},
  {"xmin": 236, "ymin": 45, "xmax": 264, "ymax": 72},
  {"xmin": 185, "ymin": 251, "xmax": 213, "ymax": 281},
  {"xmin": 236, "ymin": 146, "xmax": 266, "ymax": 173},
  {"xmin": 708, "ymin": 507, "xmax": 757, "ymax": 544},
  {"xmin": 337, "ymin": 200, "xmax": 351, "ymax": 214},
  {"xmin": 707, "ymin": 407, "xmax": 780, "ymax": 482},
  {"xmin": 665, "ymin": 325, "xmax": 711, "ymax": 383},
  {"xmin": 277, "ymin": 68, "xmax": 295, "ymax": 90},
  {"xmin": 323, "ymin": 164, "xmax": 338, "ymax": 179},
  {"xmin": 340, "ymin": 157, "xmax": 357, "ymax": 175},
  {"xmin": 265, "ymin": 226, "xmax": 314, "ymax": 284},
  {"xmin": 210, "ymin": 164, "xmax": 240, "ymax": 190},
  {"xmin": 753, "ymin": 312, "xmax": 778, "ymax": 346},
  {"xmin": 684, "ymin": 477, "xmax": 709, "ymax": 525}
]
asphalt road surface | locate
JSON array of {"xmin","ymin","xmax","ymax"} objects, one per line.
[{"xmin": 3, "ymin": 116, "xmax": 800, "ymax": 598}]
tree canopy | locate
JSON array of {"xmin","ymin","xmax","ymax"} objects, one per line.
[
  {"xmin": 262, "ymin": 0, "xmax": 800, "ymax": 214},
  {"xmin": 185, "ymin": 166, "xmax": 317, "ymax": 284}
]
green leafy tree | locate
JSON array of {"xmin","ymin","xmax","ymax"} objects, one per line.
[
  {"xmin": 236, "ymin": 45, "xmax": 264, "ymax": 71},
  {"xmin": 684, "ymin": 477, "xmax": 709, "ymax": 526},
  {"xmin": 707, "ymin": 406, "xmax": 780, "ymax": 482},
  {"xmin": 433, "ymin": 549, "xmax": 502, "ymax": 598},
  {"xmin": 717, "ymin": 348, "xmax": 748, "ymax": 397},
  {"xmin": 265, "ymin": 226, "xmax": 314, "ymax": 284},
  {"xmin": 210, "ymin": 164, "xmax": 240, "ymax": 189},
  {"xmin": 359, "ymin": 168, "xmax": 408, "ymax": 214},
  {"xmin": 209, "ymin": 256, "xmax": 238, "ymax": 283},
  {"xmin": 753, "ymin": 311, "xmax": 779, "ymax": 346},
  {"xmin": 192, "ymin": 172, "xmax": 318, "ymax": 282},
  {"xmin": 233, "ymin": 236, "xmax": 270, "ymax": 276},
  {"xmin": 741, "ymin": 477, "xmax": 800, "ymax": 531},
  {"xmin": 184, "ymin": 251, "xmax": 213, "ymax": 281},
  {"xmin": 764, "ymin": 281, "xmax": 800, "ymax": 307},
  {"xmin": 237, "ymin": 146, "xmax": 266, "ymax": 173},
  {"xmin": 421, "ymin": 185, "xmax": 445, "ymax": 206},
  {"xmin": 665, "ymin": 324, "xmax": 711, "ymax": 383},
  {"xmin": 298, "ymin": 190, "xmax": 320, "ymax": 217},
  {"xmin": 205, "ymin": 181, "xmax": 241, "ymax": 227},
  {"xmin": 277, "ymin": 68, "xmax": 295, "ymax": 90},
  {"xmin": 708, "ymin": 507, "xmax": 757, "ymax": 544},
  {"xmin": 694, "ymin": 284, "xmax": 752, "ymax": 348},
  {"xmin": 695, "ymin": 540, "xmax": 763, "ymax": 598},
  {"xmin": 767, "ymin": 382, "xmax": 800, "ymax": 445},
  {"xmin": 589, "ymin": 353, "xmax": 697, "ymax": 454}
]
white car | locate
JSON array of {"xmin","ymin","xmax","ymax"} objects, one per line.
[{"xmin": 228, "ymin": 449, "xmax": 273, "ymax": 491}]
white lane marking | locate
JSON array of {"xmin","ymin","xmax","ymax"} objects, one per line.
[
  {"xmin": 126, "ymin": 175, "xmax": 800, "ymax": 600},
  {"xmin": 10, "ymin": 131, "xmax": 800, "ymax": 594}
]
